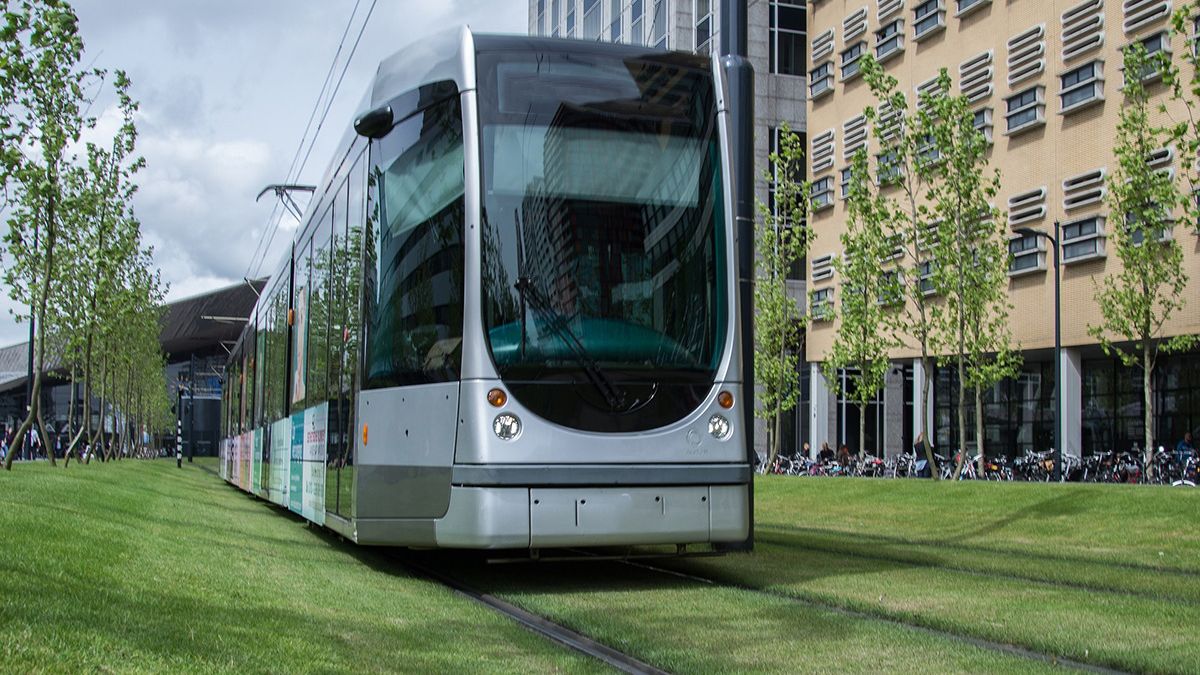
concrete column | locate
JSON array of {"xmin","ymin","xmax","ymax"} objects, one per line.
[
  {"xmin": 809, "ymin": 363, "xmax": 831, "ymax": 459},
  {"xmin": 1061, "ymin": 348, "xmax": 1083, "ymax": 459},
  {"xmin": 883, "ymin": 364, "xmax": 905, "ymax": 459}
]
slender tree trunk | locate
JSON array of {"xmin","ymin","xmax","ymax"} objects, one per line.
[
  {"xmin": 64, "ymin": 370, "xmax": 77, "ymax": 467},
  {"xmin": 858, "ymin": 400, "xmax": 867, "ymax": 461},
  {"xmin": 1143, "ymin": 341, "xmax": 1154, "ymax": 482},
  {"xmin": 920, "ymin": 355, "xmax": 939, "ymax": 479},
  {"xmin": 975, "ymin": 387, "xmax": 986, "ymax": 478},
  {"xmin": 953, "ymin": 354, "xmax": 967, "ymax": 480}
]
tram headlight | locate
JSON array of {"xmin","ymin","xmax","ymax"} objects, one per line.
[
  {"xmin": 708, "ymin": 414, "xmax": 732, "ymax": 440},
  {"xmin": 493, "ymin": 413, "xmax": 522, "ymax": 440}
]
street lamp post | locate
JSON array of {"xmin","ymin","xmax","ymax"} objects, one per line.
[{"xmin": 1014, "ymin": 221, "xmax": 1062, "ymax": 481}]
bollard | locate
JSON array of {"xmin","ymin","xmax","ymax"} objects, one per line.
[{"xmin": 176, "ymin": 446, "xmax": 182, "ymax": 469}]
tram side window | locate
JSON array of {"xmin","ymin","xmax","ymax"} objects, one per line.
[
  {"xmin": 292, "ymin": 240, "xmax": 312, "ymax": 407},
  {"xmin": 271, "ymin": 283, "xmax": 289, "ymax": 420},
  {"xmin": 308, "ymin": 232, "xmax": 332, "ymax": 406},
  {"xmin": 364, "ymin": 92, "xmax": 465, "ymax": 388},
  {"xmin": 255, "ymin": 315, "xmax": 267, "ymax": 427}
]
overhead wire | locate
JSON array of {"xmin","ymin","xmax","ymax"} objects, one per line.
[{"xmin": 245, "ymin": 0, "xmax": 368, "ymax": 280}]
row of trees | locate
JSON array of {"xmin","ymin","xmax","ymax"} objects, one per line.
[
  {"xmin": 1, "ymin": 0, "xmax": 170, "ymax": 470},
  {"xmin": 756, "ymin": 20, "xmax": 1200, "ymax": 479}
]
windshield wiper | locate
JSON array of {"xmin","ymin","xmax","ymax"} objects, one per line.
[{"xmin": 513, "ymin": 275, "xmax": 628, "ymax": 411}]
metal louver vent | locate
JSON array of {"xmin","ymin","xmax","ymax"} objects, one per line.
[
  {"xmin": 1122, "ymin": 0, "xmax": 1172, "ymax": 34},
  {"xmin": 1062, "ymin": 0, "xmax": 1104, "ymax": 62},
  {"xmin": 1007, "ymin": 25, "xmax": 1046, "ymax": 86},
  {"xmin": 844, "ymin": 7, "xmax": 869, "ymax": 40},
  {"xmin": 1008, "ymin": 187, "xmax": 1048, "ymax": 226},
  {"xmin": 915, "ymin": 76, "xmax": 942, "ymax": 110},
  {"xmin": 812, "ymin": 129, "xmax": 837, "ymax": 174},
  {"xmin": 959, "ymin": 50, "xmax": 994, "ymax": 102},
  {"xmin": 811, "ymin": 254, "xmax": 836, "ymax": 282},
  {"xmin": 877, "ymin": 100, "xmax": 903, "ymax": 141},
  {"xmin": 877, "ymin": 0, "xmax": 903, "ymax": 21},
  {"xmin": 843, "ymin": 115, "xmax": 868, "ymax": 161},
  {"xmin": 1147, "ymin": 146, "xmax": 1174, "ymax": 169},
  {"xmin": 813, "ymin": 29, "xmax": 836, "ymax": 61},
  {"xmin": 1062, "ymin": 168, "xmax": 1107, "ymax": 210}
]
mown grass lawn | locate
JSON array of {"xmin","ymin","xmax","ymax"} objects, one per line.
[
  {"xmin": 671, "ymin": 477, "xmax": 1200, "ymax": 674},
  {"xmin": 3, "ymin": 461, "xmax": 1195, "ymax": 673},
  {"xmin": 0, "ymin": 459, "xmax": 599, "ymax": 673}
]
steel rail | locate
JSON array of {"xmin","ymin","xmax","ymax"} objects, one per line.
[
  {"xmin": 389, "ymin": 551, "xmax": 670, "ymax": 675},
  {"xmin": 619, "ymin": 559, "xmax": 1131, "ymax": 675}
]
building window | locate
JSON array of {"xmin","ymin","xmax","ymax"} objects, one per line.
[
  {"xmin": 875, "ymin": 19, "xmax": 904, "ymax": 62},
  {"xmin": 913, "ymin": 0, "xmax": 946, "ymax": 41},
  {"xmin": 566, "ymin": 0, "xmax": 576, "ymax": 36},
  {"xmin": 1005, "ymin": 86, "xmax": 1045, "ymax": 135},
  {"xmin": 1060, "ymin": 61, "xmax": 1103, "ymax": 113},
  {"xmin": 650, "ymin": 0, "xmax": 667, "ymax": 48},
  {"xmin": 937, "ymin": 362, "xmax": 1055, "ymax": 459},
  {"xmin": 583, "ymin": 0, "xmax": 602, "ymax": 39},
  {"xmin": 877, "ymin": 148, "xmax": 901, "ymax": 184},
  {"xmin": 1081, "ymin": 354, "xmax": 1200, "ymax": 458},
  {"xmin": 769, "ymin": 1, "xmax": 807, "ymax": 76},
  {"xmin": 877, "ymin": 270, "xmax": 904, "ymax": 306},
  {"xmin": 810, "ymin": 61, "xmax": 834, "ymax": 98},
  {"xmin": 840, "ymin": 166, "xmax": 853, "ymax": 199},
  {"xmin": 811, "ymin": 288, "xmax": 834, "ymax": 320},
  {"xmin": 631, "ymin": 0, "xmax": 643, "ymax": 45},
  {"xmin": 695, "ymin": 0, "xmax": 716, "ymax": 54},
  {"xmin": 1126, "ymin": 31, "xmax": 1171, "ymax": 84},
  {"xmin": 841, "ymin": 41, "xmax": 866, "ymax": 81},
  {"xmin": 1061, "ymin": 216, "xmax": 1106, "ymax": 263},
  {"xmin": 1126, "ymin": 209, "xmax": 1172, "ymax": 245},
  {"xmin": 835, "ymin": 367, "xmax": 885, "ymax": 455},
  {"xmin": 552, "ymin": 0, "xmax": 561, "ymax": 36},
  {"xmin": 767, "ymin": 127, "xmax": 807, "ymax": 225},
  {"xmin": 610, "ymin": 0, "xmax": 622, "ymax": 41},
  {"xmin": 536, "ymin": 0, "xmax": 546, "ymax": 35},
  {"xmin": 917, "ymin": 134, "xmax": 941, "ymax": 165},
  {"xmin": 973, "ymin": 107, "xmax": 994, "ymax": 143},
  {"xmin": 956, "ymin": 0, "xmax": 989, "ymax": 17},
  {"xmin": 917, "ymin": 260, "xmax": 936, "ymax": 295},
  {"xmin": 1007, "ymin": 233, "xmax": 1044, "ymax": 275},
  {"xmin": 812, "ymin": 176, "xmax": 834, "ymax": 210}
]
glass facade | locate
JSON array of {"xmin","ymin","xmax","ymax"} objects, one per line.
[
  {"xmin": 769, "ymin": 1, "xmax": 806, "ymax": 76},
  {"xmin": 934, "ymin": 362, "xmax": 1055, "ymax": 458},
  {"xmin": 1083, "ymin": 352, "xmax": 1200, "ymax": 455}
]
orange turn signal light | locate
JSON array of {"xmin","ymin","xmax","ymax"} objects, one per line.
[
  {"xmin": 362, "ymin": 424, "xmax": 369, "ymax": 446},
  {"xmin": 717, "ymin": 391, "xmax": 734, "ymax": 409},
  {"xmin": 487, "ymin": 388, "xmax": 508, "ymax": 407}
]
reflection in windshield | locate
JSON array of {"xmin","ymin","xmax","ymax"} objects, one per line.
[{"xmin": 478, "ymin": 49, "xmax": 726, "ymax": 383}]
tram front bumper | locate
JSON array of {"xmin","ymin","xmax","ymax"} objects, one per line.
[{"xmin": 432, "ymin": 482, "xmax": 750, "ymax": 549}]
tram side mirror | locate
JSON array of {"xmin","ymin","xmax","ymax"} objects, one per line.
[{"xmin": 354, "ymin": 105, "xmax": 393, "ymax": 139}]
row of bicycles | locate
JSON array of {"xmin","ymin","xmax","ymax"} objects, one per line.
[{"xmin": 765, "ymin": 447, "xmax": 1199, "ymax": 485}]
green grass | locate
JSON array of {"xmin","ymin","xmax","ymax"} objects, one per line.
[
  {"xmin": 666, "ymin": 477, "xmax": 1200, "ymax": 674},
  {"xmin": 4, "ymin": 462, "xmax": 1196, "ymax": 673},
  {"xmin": 0, "ymin": 459, "xmax": 600, "ymax": 673}
]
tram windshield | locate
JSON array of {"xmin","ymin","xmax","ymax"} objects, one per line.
[{"xmin": 477, "ymin": 46, "xmax": 726, "ymax": 431}]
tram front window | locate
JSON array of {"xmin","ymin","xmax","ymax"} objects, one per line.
[{"xmin": 477, "ymin": 48, "xmax": 727, "ymax": 432}]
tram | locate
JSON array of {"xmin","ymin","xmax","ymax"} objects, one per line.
[{"xmin": 219, "ymin": 27, "xmax": 750, "ymax": 549}]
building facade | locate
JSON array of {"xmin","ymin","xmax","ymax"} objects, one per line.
[
  {"xmin": 806, "ymin": 0, "xmax": 1200, "ymax": 459},
  {"xmin": 528, "ymin": 0, "xmax": 811, "ymax": 456}
]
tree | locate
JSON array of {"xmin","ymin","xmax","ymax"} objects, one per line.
[
  {"xmin": 0, "ymin": 0, "xmax": 99, "ymax": 468},
  {"xmin": 821, "ymin": 146, "xmax": 900, "ymax": 459},
  {"xmin": 921, "ymin": 69, "xmax": 1019, "ymax": 478},
  {"xmin": 754, "ymin": 123, "xmax": 811, "ymax": 471},
  {"xmin": 1088, "ymin": 43, "xmax": 1197, "ymax": 480},
  {"xmin": 858, "ymin": 54, "xmax": 945, "ymax": 475},
  {"xmin": 1167, "ymin": 2, "xmax": 1200, "ymax": 234}
]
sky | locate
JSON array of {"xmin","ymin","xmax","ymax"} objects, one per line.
[{"xmin": 0, "ymin": 0, "xmax": 526, "ymax": 347}]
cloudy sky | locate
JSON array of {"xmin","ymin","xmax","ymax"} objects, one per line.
[{"xmin": 0, "ymin": 0, "xmax": 525, "ymax": 347}]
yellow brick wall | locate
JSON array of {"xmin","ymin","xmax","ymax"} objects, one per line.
[{"xmin": 806, "ymin": 0, "xmax": 1200, "ymax": 362}]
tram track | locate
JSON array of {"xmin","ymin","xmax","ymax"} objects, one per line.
[
  {"xmin": 617, "ymin": 557, "xmax": 1132, "ymax": 675},
  {"xmin": 754, "ymin": 533, "xmax": 1200, "ymax": 608},
  {"xmin": 387, "ymin": 550, "xmax": 669, "ymax": 675}
]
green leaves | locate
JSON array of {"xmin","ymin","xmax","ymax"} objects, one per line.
[{"xmin": 754, "ymin": 122, "xmax": 810, "ymax": 465}]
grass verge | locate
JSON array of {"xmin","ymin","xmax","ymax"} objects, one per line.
[{"xmin": 0, "ymin": 459, "xmax": 600, "ymax": 673}]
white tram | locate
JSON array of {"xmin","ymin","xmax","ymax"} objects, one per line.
[{"xmin": 219, "ymin": 27, "xmax": 751, "ymax": 549}]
